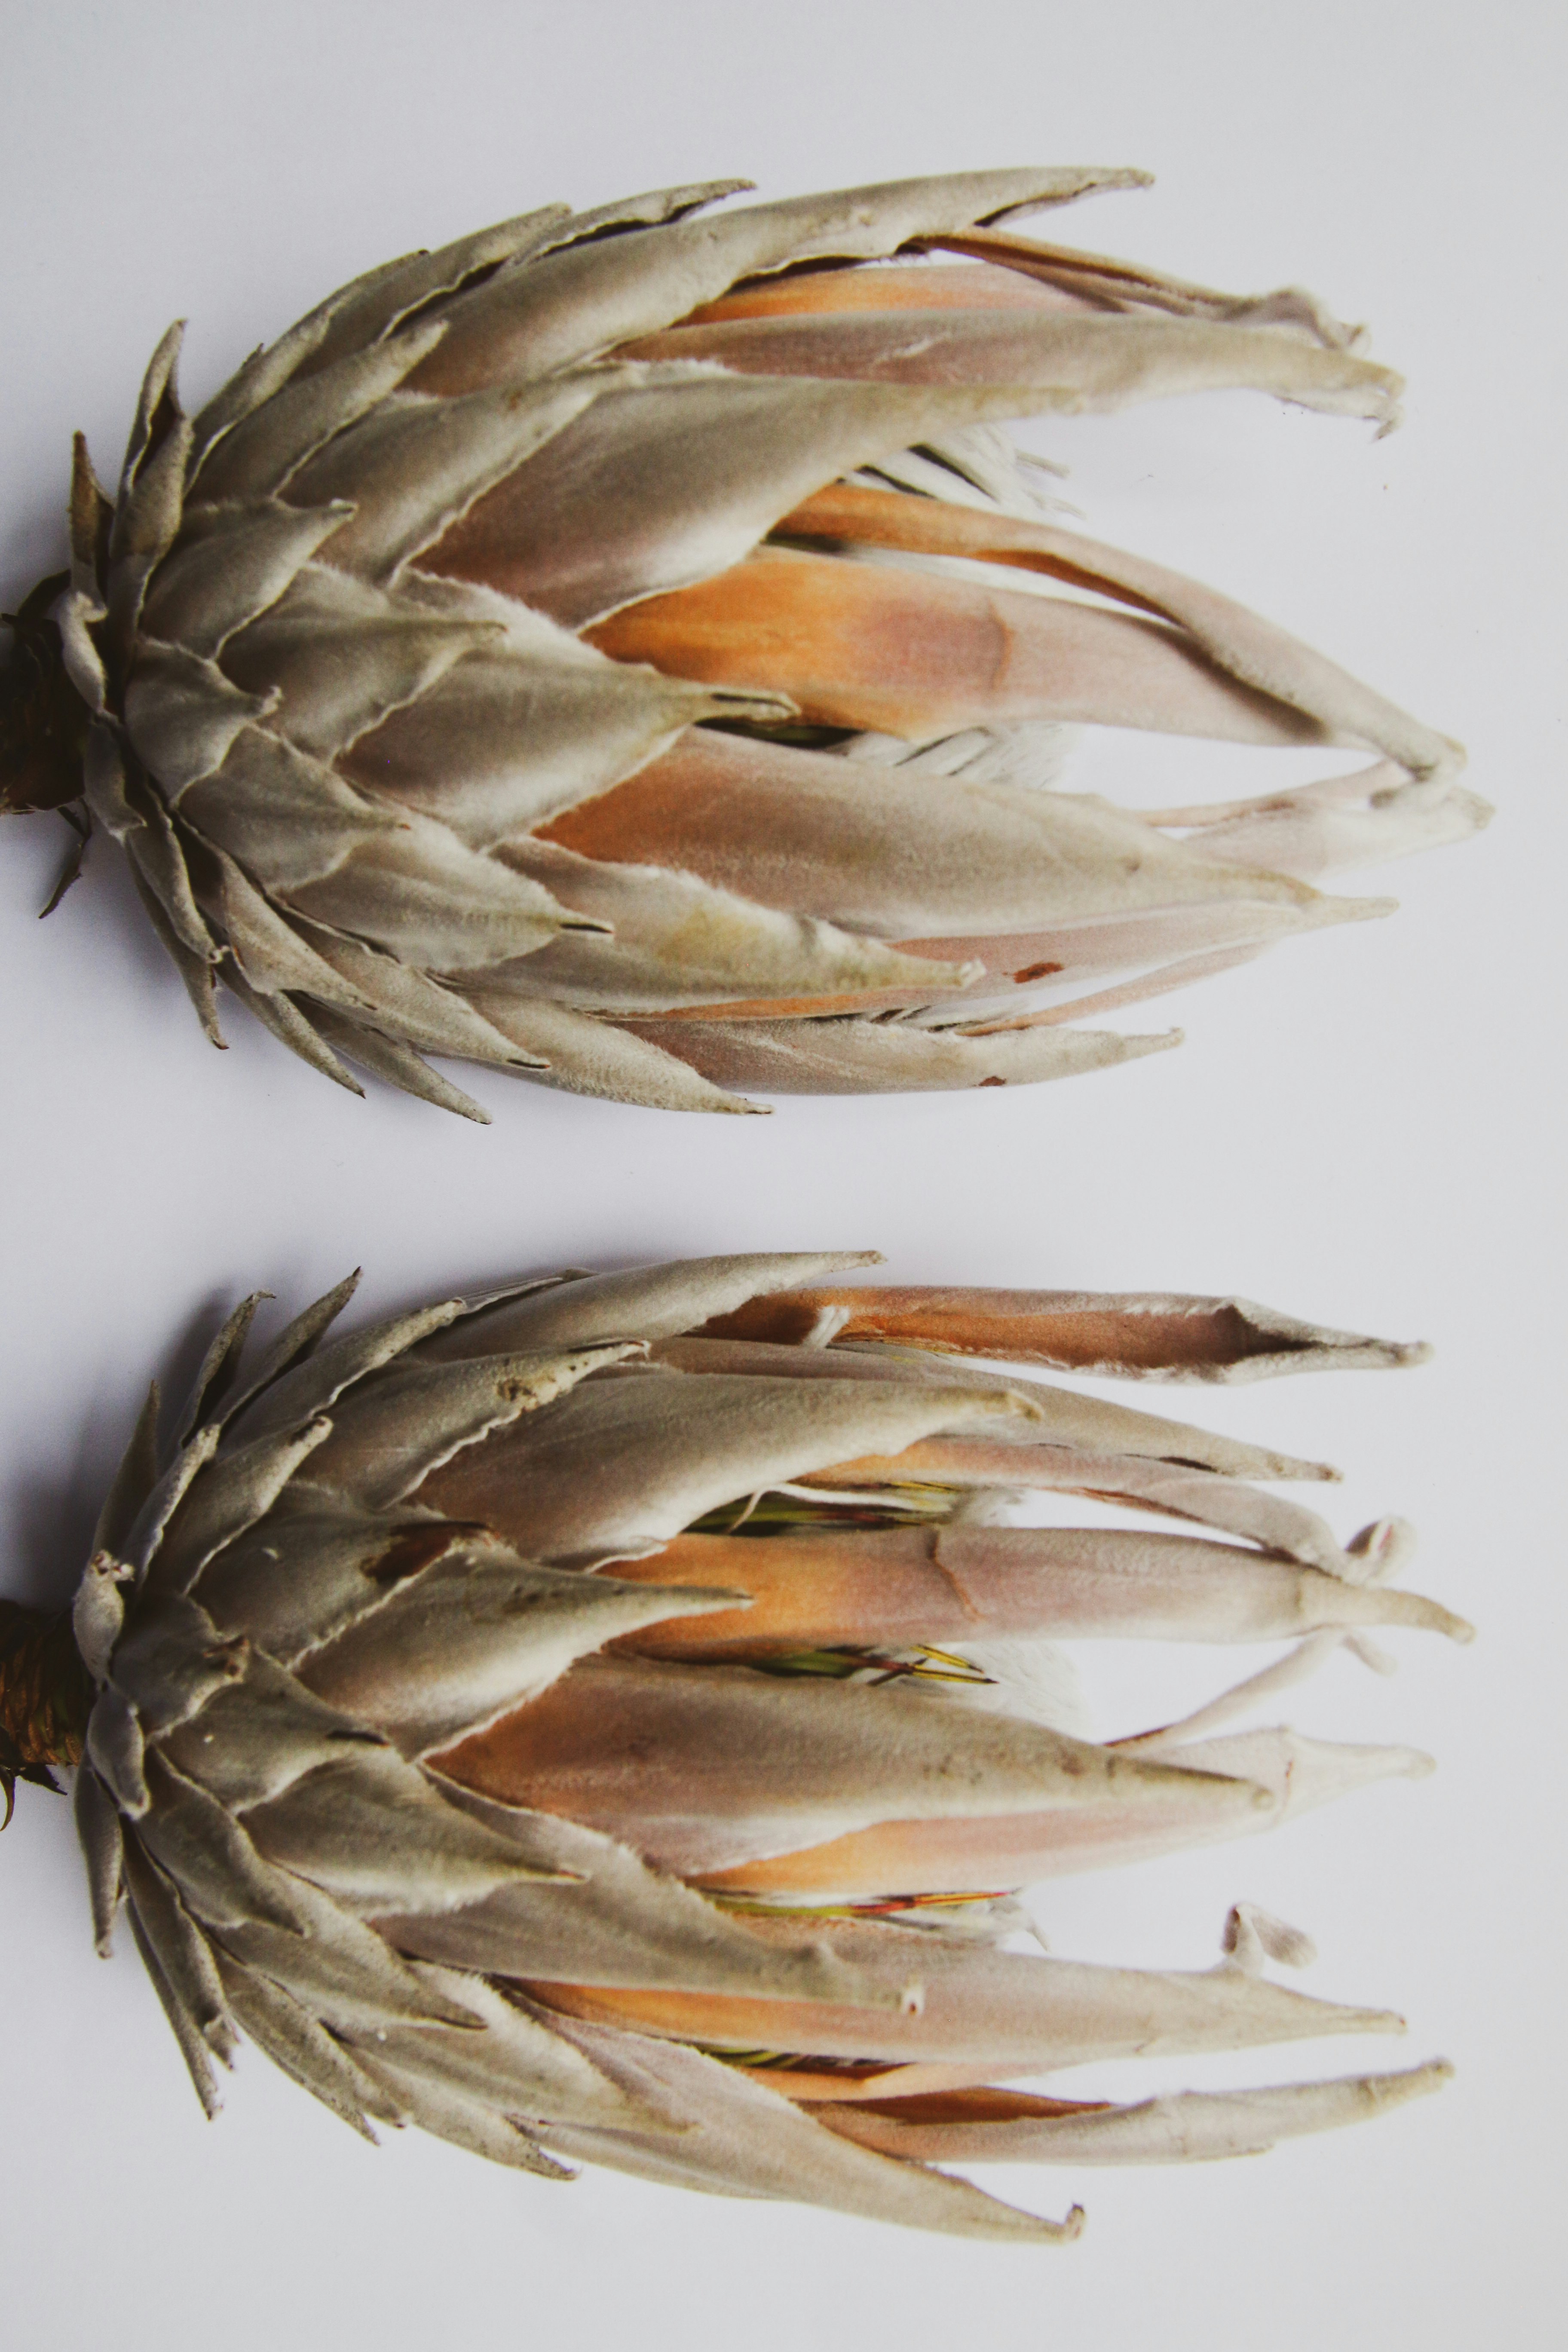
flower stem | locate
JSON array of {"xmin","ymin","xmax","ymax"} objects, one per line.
[
  {"xmin": 1, "ymin": 573, "xmax": 92, "ymax": 820},
  {"xmin": 0, "ymin": 1602, "xmax": 94, "ymax": 1825}
]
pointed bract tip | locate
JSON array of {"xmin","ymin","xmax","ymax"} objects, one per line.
[{"xmin": 1123, "ymin": 1027, "xmax": 1183, "ymax": 1062}]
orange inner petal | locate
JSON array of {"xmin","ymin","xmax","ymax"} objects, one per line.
[
  {"xmin": 700, "ymin": 1286, "xmax": 1298, "ymax": 1373},
  {"xmin": 665, "ymin": 259, "xmax": 1080, "ymax": 330},
  {"xmin": 687, "ymin": 1803, "xmax": 1205, "ymax": 1897}
]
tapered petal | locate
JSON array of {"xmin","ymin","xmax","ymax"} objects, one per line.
[
  {"xmin": 623, "ymin": 307, "xmax": 1398, "ymax": 423},
  {"xmin": 526, "ymin": 1911, "xmax": 1403, "ymax": 2069},
  {"xmin": 814, "ymin": 2062, "xmax": 1451, "ymax": 2163},
  {"xmin": 540, "ymin": 727, "xmax": 1321, "ymax": 962},
  {"xmin": 65, "ymin": 1259, "xmax": 1460, "ymax": 2219},
  {"xmin": 702, "ymin": 1284, "xmax": 1429, "ymax": 1382},
  {"xmin": 612, "ymin": 1523, "xmax": 1470, "ymax": 1660},
  {"xmin": 778, "ymin": 482, "xmax": 1465, "ymax": 783},
  {"xmin": 413, "ymin": 1369, "xmax": 1042, "ymax": 1559},
  {"xmin": 588, "ymin": 548, "xmax": 1355, "ymax": 749},
  {"xmin": 796, "ymin": 1444, "xmax": 1375, "ymax": 1576},
  {"xmin": 649, "ymin": 1334, "xmax": 1336, "ymax": 1478},
  {"xmin": 435, "ymin": 1652, "xmax": 1266, "ymax": 1877},
  {"xmin": 625, "ymin": 1011, "xmax": 1176, "ymax": 1096}
]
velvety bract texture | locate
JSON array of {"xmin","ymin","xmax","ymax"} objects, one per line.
[
  {"xmin": 18, "ymin": 170, "xmax": 1485, "ymax": 1116},
  {"xmin": 70, "ymin": 1252, "xmax": 1464, "ymax": 2235}
]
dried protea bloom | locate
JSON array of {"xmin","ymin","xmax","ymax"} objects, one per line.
[
  {"xmin": 5, "ymin": 1252, "xmax": 1467, "ymax": 2236},
  {"xmin": 0, "ymin": 172, "xmax": 1485, "ymax": 1117}
]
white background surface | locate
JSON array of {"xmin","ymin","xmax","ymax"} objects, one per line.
[{"xmin": 0, "ymin": 3, "xmax": 1561, "ymax": 2345}]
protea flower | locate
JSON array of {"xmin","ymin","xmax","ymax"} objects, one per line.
[
  {"xmin": 2, "ymin": 1250, "xmax": 1467, "ymax": 2236},
  {"xmin": 0, "ymin": 170, "xmax": 1484, "ymax": 1118}
]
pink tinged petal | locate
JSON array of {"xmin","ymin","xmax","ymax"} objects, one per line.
[
  {"xmin": 616, "ymin": 309, "xmax": 1400, "ymax": 425},
  {"xmin": 687, "ymin": 1787, "xmax": 1268, "ymax": 1898},
  {"xmin": 814, "ymin": 2062, "xmax": 1452, "ymax": 2164},
  {"xmin": 702, "ymin": 1284, "xmax": 1427, "ymax": 1383},
  {"xmin": 609, "ymin": 1522, "xmax": 1470, "ymax": 1662},
  {"xmin": 796, "ymin": 1445, "xmax": 1374, "ymax": 1576},
  {"xmin": 685, "ymin": 932, "xmax": 1338, "ymax": 1039},
  {"xmin": 521, "ymin": 1910, "xmax": 1403, "ymax": 2068},
  {"xmin": 886, "ymin": 909, "xmax": 1388, "ymax": 1036},
  {"xmin": 586, "ymin": 548, "xmax": 1347, "ymax": 748},
  {"xmin": 680, "ymin": 260, "xmax": 1091, "ymax": 326},
  {"xmin": 658, "ymin": 1336, "xmax": 1344, "ymax": 1477},
  {"xmin": 731, "ymin": 2062, "xmax": 1023, "ymax": 2104},
  {"xmin": 621, "ymin": 1011, "xmax": 1177, "ymax": 1097},
  {"xmin": 539, "ymin": 729, "xmax": 1317, "ymax": 947},
  {"xmin": 535, "ymin": 2015, "xmax": 1087, "ymax": 2240},
  {"xmin": 888, "ymin": 902, "xmax": 1348, "ymax": 979},
  {"xmin": 838, "ymin": 1728, "xmax": 1433, "ymax": 1892},
  {"xmin": 411, "ymin": 1369, "xmax": 1044, "ymax": 1561},
  {"xmin": 648, "ymin": 1335, "xmax": 1337, "ymax": 1481},
  {"xmin": 913, "ymin": 225, "xmax": 1367, "ymax": 350},
  {"xmin": 409, "ymin": 167, "xmax": 1149, "ymax": 394},
  {"xmin": 777, "ymin": 484, "xmax": 1464, "ymax": 785},
  {"xmin": 1158, "ymin": 763, "xmax": 1492, "ymax": 883},
  {"xmin": 432, "ymin": 1652, "xmax": 1266, "ymax": 1878},
  {"xmin": 1140, "ymin": 1728, "xmax": 1437, "ymax": 1825},
  {"xmin": 955, "ymin": 938, "xmax": 1279, "ymax": 1035}
]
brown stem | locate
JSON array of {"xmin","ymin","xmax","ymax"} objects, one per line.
[
  {"xmin": 0, "ymin": 1601, "xmax": 95, "ymax": 1825},
  {"xmin": 1, "ymin": 573, "xmax": 92, "ymax": 821}
]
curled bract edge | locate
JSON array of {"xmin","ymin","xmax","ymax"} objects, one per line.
[
  {"xmin": 0, "ymin": 170, "xmax": 1486, "ymax": 1115},
  {"xmin": 54, "ymin": 1252, "xmax": 1462, "ymax": 2236}
]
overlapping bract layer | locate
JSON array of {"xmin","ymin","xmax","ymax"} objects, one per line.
[
  {"xmin": 34, "ymin": 169, "xmax": 1483, "ymax": 1116},
  {"xmin": 72, "ymin": 1252, "xmax": 1463, "ymax": 2234}
]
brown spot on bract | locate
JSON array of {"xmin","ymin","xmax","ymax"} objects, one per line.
[
  {"xmin": 979, "ymin": 1075, "xmax": 1006, "ymax": 1087},
  {"xmin": 363, "ymin": 1521, "xmax": 486, "ymax": 1589},
  {"xmin": 1013, "ymin": 961, "xmax": 1064, "ymax": 982}
]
